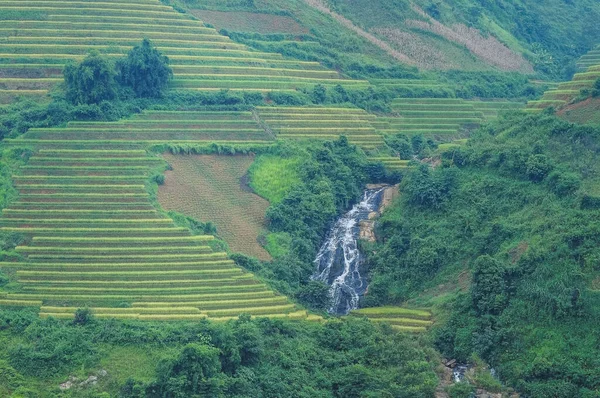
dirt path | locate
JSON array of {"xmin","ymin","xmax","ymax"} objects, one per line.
[{"xmin": 302, "ymin": 0, "xmax": 415, "ymax": 65}]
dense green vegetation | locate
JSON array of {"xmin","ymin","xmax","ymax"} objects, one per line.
[
  {"xmin": 0, "ymin": 308, "xmax": 437, "ymax": 397},
  {"xmin": 238, "ymin": 138, "xmax": 399, "ymax": 310},
  {"xmin": 365, "ymin": 112, "xmax": 600, "ymax": 397},
  {"xmin": 0, "ymin": 0, "xmax": 600, "ymax": 397}
]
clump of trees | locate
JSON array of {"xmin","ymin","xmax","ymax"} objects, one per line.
[{"xmin": 64, "ymin": 39, "xmax": 172, "ymax": 105}]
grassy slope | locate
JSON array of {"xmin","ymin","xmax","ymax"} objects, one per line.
[{"xmin": 328, "ymin": 0, "xmax": 600, "ymax": 77}]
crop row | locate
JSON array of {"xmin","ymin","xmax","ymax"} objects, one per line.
[
  {"xmin": 5, "ymin": 290, "xmax": 277, "ymax": 302},
  {"xmin": 5, "ymin": 37, "xmax": 245, "ymax": 50},
  {"xmin": 32, "ymin": 235, "xmax": 213, "ymax": 244},
  {"xmin": 21, "ymin": 279, "xmax": 259, "ymax": 289},
  {"xmin": 66, "ymin": 122, "xmax": 261, "ymax": 129},
  {"xmin": 393, "ymin": 103, "xmax": 475, "ymax": 113},
  {"xmin": 9, "ymin": 203, "xmax": 155, "ymax": 210},
  {"xmin": 16, "ymin": 245, "xmax": 212, "ymax": 253},
  {"xmin": 352, "ymin": 306, "xmax": 432, "ymax": 320},
  {"xmin": 266, "ymin": 120, "xmax": 372, "ymax": 127},
  {"xmin": 132, "ymin": 296, "xmax": 289, "ymax": 309},
  {"xmin": 37, "ymin": 149, "xmax": 148, "ymax": 156},
  {"xmin": 0, "ymin": 6, "xmax": 188, "ymax": 19},
  {"xmin": 8, "ymin": 260, "xmax": 235, "ymax": 271},
  {"xmin": 22, "ymin": 282, "xmax": 266, "ymax": 296},
  {"xmin": 1, "ymin": 1, "xmax": 174, "ymax": 12},
  {"xmin": 136, "ymin": 111, "xmax": 253, "ymax": 118},
  {"xmin": 258, "ymin": 113, "xmax": 375, "ymax": 121},
  {"xmin": 256, "ymin": 106, "xmax": 368, "ymax": 114},
  {"xmin": 0, "ymin": 45, "xmax": 285, "ymax": 60},
  {"xmin": 172, "ymin": 66, "xmax": 338, "ymax": 78},
  {"xmin": 1, "ymin": 28, "xmax": 228, "ymax": 42}
]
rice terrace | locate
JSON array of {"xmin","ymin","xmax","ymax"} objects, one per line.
[{"xmin": 0, "ymin": 0, "xmax": 599, "ymax": 396}]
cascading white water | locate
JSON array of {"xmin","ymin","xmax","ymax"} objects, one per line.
[{"xmin": 312, "ymin": 188, "xmax": 385, "ymax": 315}]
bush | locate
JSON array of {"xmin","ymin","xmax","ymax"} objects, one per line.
[
  {"xmin": 152, "ymin": 174, "xmax": 165, "ymax": 185},
  {"xmin": 546, "ymin": 170, "xmax": 581, "ymax": 196},
  {"xmin": 447, "ymin": 382, "xmax": 475, "ymax": 398},
  {"xmin": 0, "ymin": 271, "xmax": 8, "ymax": 287},
  {"xmin": 73, "ymin": 308, "xmax": 94, "ymax": 326},
  {"xmin": 117, "ymin": 38, "xmax": 172, "ymax": 98},
  {"xmin": 296, "ymin": 281, "xmax": 331, "ymax": 311},
  {"xmin": 526, "ymin": 154, "xmax": 552, "ymax": 182}
]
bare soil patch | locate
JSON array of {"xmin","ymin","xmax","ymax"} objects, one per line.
[
  {"xmin": 158, "ymin": 154, "xmax": 271, "ymax": 260},
  {"xmin": 192, "ymin": 10, "xmax": 308, "ymax": 35}
]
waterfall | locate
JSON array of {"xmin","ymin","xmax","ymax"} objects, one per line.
[{"xmin": 312, "ymin": 187, "xmax": 385, "ymax": 315}]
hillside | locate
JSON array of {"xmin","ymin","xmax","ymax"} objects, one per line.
[
  {"xmin": 0, "ymin": 0, "xmax": 599, "ymax": 397},
  {"xmin": 186, "ymin": 0, "xmax": 600, "ymax": 78}
]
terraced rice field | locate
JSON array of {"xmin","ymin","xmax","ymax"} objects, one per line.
[
  {"xmin": 6, "ymin": 110, "xmax": 274, "ymax": 148},
  {"xmin": 368, "ymin": 157, "xmax": 410, "ymax": 170},
  {"xmin": 0, "ymin": 145, "xmax": 310, "ymax": 322},
  {"xmin": 0, "ymin": 0, "xmax": 368, "ymax": 102},
  {"xmin": 256, "ymin": 106, "xmax": 385, "ymax": 149},
  {"xmin": 384, "ymin": 98, "xmax": 523, "ymax": 136},
  {"xmin": 527, "ymin": 47, "xmax": 600, "ymax": 113},
  {"xmin": 350, "ymin": 307, "xmax": 433, "ymax": 333},
  {"xmin": 158, "ymin": 154, "xmax": 271, "ymax": 261},
  {"xmin": 576, "ymin": 45, "xmax": 600, "ymax": 71}
]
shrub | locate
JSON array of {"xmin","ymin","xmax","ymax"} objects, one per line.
[
  {"xmin": 73, "ymin": 308, "xmax": 94, "ymax": 326},
  {"xmin": 546, "ymin": 170, "xmax": 581, "ymax": 196},
  {"xmin": 152, "ymin": 174, "xmax": 165, "ymax": 185},
  {"xmin": 0, "ymin": 271, "xmax": 8, "ymax": 287},
  {"xmin": 526, "ymin": 154, "xmax": 552, "ymax": 182},
  {"xmin": 447, "ymin": 382, "xmax": 475, "ymax": 398}
]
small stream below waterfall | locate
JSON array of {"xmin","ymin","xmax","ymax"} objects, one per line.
[{"xmin": 312, "ymin": 187, "xmax": 386, "ymax": 315}]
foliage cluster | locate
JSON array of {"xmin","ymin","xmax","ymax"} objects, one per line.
[
  {"xmin": 64, "ymin": 39, "xmax": 172, "ymax": 105},
  {"xmin": 0, "ymin": 309, "xmax": 438, "ymax": 397},
  {"xmin": 365, "ymin": 113, "xmax": 600, "ymax": 397}
]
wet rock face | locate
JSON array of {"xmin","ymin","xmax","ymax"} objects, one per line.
[{"xmin": 359, "ymin": 184, "xmax": 399, "ymax": 242}]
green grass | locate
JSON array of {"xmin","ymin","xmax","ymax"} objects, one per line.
[{"xmin": 248, "ymin": 155, "xmax": 302, "ymax": 204}]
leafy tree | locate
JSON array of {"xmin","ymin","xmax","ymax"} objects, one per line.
[
  {"xmin": 117, "ymin": 38, "xmax": 172, "ymax": 98},
  {"xmin": 471, "ymin": 256, "xmax": 507, "ymax": 316},
  {"xmin": 153, "ymin": 344, "xmax": 224, "ymax": 396},
  {"xmin": 311, "ymin": 84, "xmax": 327, "ymax": 104},
  {"xmin": 402, "ymin": 164, "xmax": 457, "ymax": 209},
  {"xmin": 64, "ymin": 51, "xmax": 117, "ymax": 105}
]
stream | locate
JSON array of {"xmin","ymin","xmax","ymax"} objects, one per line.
[{"xmin": 312, "ymin": 187, "xmax": 386, "ymax": 315}]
